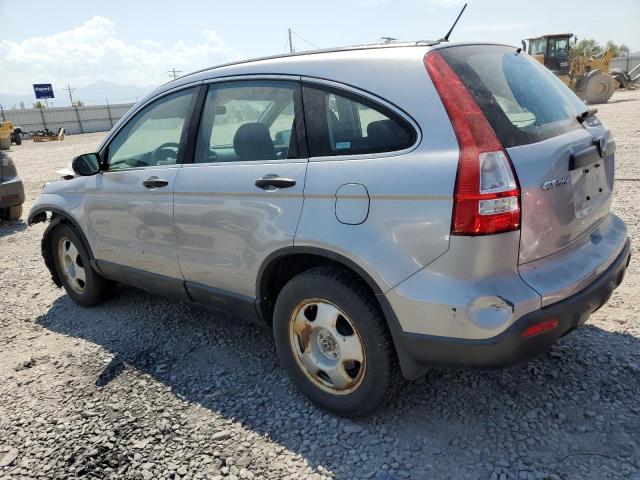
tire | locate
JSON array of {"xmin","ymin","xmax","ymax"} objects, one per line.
[
  {"xmin": 580, "ymin": 71, "xmax": 615, "ymax": 104},
  {"xmin": 50, "ymin": 223, "xmax": 115, "ymax": 306},
  {"xmin": 273, "ymin": 266, "xmax": 400, "ymax": 416},
  {"xmin": 13, "ymin": 133, "xmax": 22, "ymax": 146},
  {"xmin": 7, "ymin": 205, "xmax": 22, "ymax": 221}
]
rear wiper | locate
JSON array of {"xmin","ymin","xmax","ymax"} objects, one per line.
[{"xmin": 576, "ymin": 107, "xmax": 598, "ymax": 124}]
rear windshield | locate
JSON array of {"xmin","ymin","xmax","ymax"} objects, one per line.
[{"xmin": 439, "ymin": 45, "xmax": 586, "ymax": 148}]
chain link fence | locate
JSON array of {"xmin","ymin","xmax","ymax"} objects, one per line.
[{"xmin": 611, "ymin": 53, "xmax": 640, "ymax": 73}]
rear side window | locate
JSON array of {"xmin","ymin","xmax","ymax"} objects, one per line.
[
  {"xmin": 439, "ymin": 45, "xmax": 586, "ymax": 148},
  {"xmin": 302, "ymin": 84, "xmax": 416, "ymax": 157}
]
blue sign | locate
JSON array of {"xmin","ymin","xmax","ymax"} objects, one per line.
[{"xmin": 33, "ymin": 84, "xmax": 54, "ymax": 99}]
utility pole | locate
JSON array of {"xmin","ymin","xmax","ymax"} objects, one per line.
[
  {"xmin": 106, "ymin": 99, "xmax": 114, "ymax": 127},
  {"xmin": 167, "ymin": 68, "xmax": 183, "ymax": 80},
  {"xmin": 288, "ymin": 28, "xmax": 294, "ymax": 53},
  {"xmin": 381, "ymin": 36, "xmax": 397, "ymax": 44},
  {"xmin": 63, "ymin": 84, "xmax": 75, "ymax": 106}
]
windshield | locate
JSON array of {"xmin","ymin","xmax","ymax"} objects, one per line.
[{"xmin": 439, "ymin": 44, "xmax": 586, "ymax": 148}]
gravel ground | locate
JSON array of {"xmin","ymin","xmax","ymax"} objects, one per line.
[{"xmin": 1, "ymin": 90, "xmax": 639, "ymax": 480}]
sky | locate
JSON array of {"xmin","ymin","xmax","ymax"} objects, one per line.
[{"xmin": 1, "ymin": 0, "xmax": 638, "ymax": 99}]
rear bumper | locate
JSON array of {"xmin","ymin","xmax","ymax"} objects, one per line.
[
  {"xmin": 0, "ymin": 176, "xmax": 25, "ymax": 208},
  {"xmin": 399, "ymin": 237, "xmax": 630, "ymax": 369}
]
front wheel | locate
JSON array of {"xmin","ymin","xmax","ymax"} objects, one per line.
[
  {"xmin": 50, "ymin": 223, "xmax": 115, "ymax": 306},
  {"xmin": 581, "ymin": 71, "xmax": 615, "ymax": 104},
  {"xmin": 273, "ymin": 266, "xmax": 400, "ymax": 416}
]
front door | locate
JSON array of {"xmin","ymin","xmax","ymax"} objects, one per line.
[
  {"xmin": 173, "ymin": 79, "xmax": 307, "ymax": 308},
  {"xmin": 84, "ymin": 87, "xmax": 197, "ymax": 289}
]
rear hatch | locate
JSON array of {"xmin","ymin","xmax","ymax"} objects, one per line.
[{"xmin": 439, "ymin": 44, "xmax": 614, "ymax": 263}]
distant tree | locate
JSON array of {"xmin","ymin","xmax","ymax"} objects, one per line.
[
  {"xmin": 572, "ymin": 38, "xmax": 631, "ymax": 59},
  {"xmin": 72, "ymin": 99, "xmax": 85, "ymax": 107},
  {"xmin": 33, "ymin": 101, "xmax": 46, "ymax": 109},
  {"xmin": 571, "ymin": 38, "xmax": 601, "ymax": 59},
  {"xmin": 605, "ymin": 40, "xmax": 630, "ymax": 57}
]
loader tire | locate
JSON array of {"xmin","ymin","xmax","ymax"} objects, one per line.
[{"xmin": 581, "ymin": 71, "xmax": 615, "ymax": 104}]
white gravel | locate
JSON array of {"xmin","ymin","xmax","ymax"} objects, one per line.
[{"xmin": 1, "ymin": 90, "xmax": 639, "ymax": 480}]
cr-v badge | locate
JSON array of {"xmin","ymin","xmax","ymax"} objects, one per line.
[{"xmin": 541, "ymin": 176, "xmax": 569, "ymax": 191}]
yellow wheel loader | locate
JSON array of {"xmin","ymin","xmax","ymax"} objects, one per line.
[{"xmin": 523, "ymin": 33, "xmax": 617, "ymax": 104}]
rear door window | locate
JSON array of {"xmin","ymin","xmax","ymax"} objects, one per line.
[
  {"xmin": 439, "ymin": 45, "xmax": 586, "ymax": 148},
  {"xmin": 194, "ymin": 80, "xmax": 301, "ymax": 163},
  {"xmin": 302, "ymin": 84, "xmax": 416, "ymax": 157}
]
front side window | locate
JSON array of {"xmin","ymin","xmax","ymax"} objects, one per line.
[
  {"xmin": 107, "ymin": 89, "xmax": 194, "ymax": 170},
  {"xmin": 302, "ymin": 85, "xmax": 415, "ymax": 157},
  {"xmin": 529, "ymin": 38, "xmax": 547, "ymax": 56},
  {"xmin": 195, "ymin": 81, "xmax": 299, "ymax": 163}
]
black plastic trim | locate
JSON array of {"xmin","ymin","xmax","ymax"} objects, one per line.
[
  {"xmin": 569, "ymin": 145, "xmax": 599, "ymax": 170},
  {"xmin": 96, "ymin": 260, "xmax": 190, "ymax": 302},
  {"xmin": 28, "ymin": 207, "xmax": 97, "ymax": 262},
  {"xmin": 399, "ymin": 238, "xmax": 630, "ymax": 370},
  {"xmin": 180, "ymin": 84, "xmax": 208, "ymax": 164},
  {"xmin": 185, "ymin": 281, "xmax": 258, "ymax": 321},
  {"xmin": 94, "ymin": 261, "xmax": 260, "ymax": 321}
]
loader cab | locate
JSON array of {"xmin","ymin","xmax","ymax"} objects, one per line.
[{"xmin": 526, "ymin": 34, "xmax": 573, "ymax": 76}]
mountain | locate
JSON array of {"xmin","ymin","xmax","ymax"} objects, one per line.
[{"xmin": 0, "ymin": 81, "xmax": 157, "ymax": 109}]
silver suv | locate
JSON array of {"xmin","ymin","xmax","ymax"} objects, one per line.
[{"xmin": 29, "ymin": 42, "xmax": 631, "ymax": 415}]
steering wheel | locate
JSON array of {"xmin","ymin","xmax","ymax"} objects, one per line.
[{"xmin": 151, "ymin": 142, "xmax": 180, "ymax": 165}]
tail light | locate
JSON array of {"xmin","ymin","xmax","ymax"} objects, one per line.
[{"xmin": 424, "ymin": 51, "xmax": 520, "ymax": 236}]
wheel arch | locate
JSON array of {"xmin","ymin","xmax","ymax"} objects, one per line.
[
  {"xmin": 29, "ymin": 206, "xmax": 100, "ymax": 288},
  {"xmin": 256, "ymin": 246, "xmax": 425, "ymax": 379}
]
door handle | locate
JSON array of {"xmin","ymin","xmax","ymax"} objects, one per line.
[
  {"xmin": 143, "ymin": 177, "xmax": 169, "ymax": 188},
  {"xmin": 255, "ymin": 174, "xmax": 296, "ymax": 190}
]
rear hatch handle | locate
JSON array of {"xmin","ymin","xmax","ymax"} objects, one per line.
[{"xmin": 569, "ymin": 137, "xmax": 615, "ymax": 171}]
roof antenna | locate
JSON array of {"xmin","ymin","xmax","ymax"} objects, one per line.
[{"xmin": 440, "ymin": 3, "xmax": 468, "ymax": 42}]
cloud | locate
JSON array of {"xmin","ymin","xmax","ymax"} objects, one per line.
[{"xmin": 0, "ymin": 16, "xmax": 241, "ymax": 94}]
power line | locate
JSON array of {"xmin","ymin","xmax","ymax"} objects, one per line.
[
  {"xmin": 286, "ymin": 29, "xmax": 321, "ymax": 53},
  {"xmin": 292, "ymin": 30, "xmax": 320, "ymax": 49},
  {"xmin": 167, "ymin": 68, "xmax": 183, "ymax": 80}
]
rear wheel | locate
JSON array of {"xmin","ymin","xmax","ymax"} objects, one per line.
[
  {"xmin": 12, "ymin": 133, "xmax": 22, "ymax": 146},
  {"xmin": 580, "ymin": 71, "xmax": 615, "ymax": 104},
  {"xmin": 50, "ymin": 223, "xmax": 115, "ymax": 306},
  {"xmin": 273, "ymin": 266, "xmax": 400, "ymax": 416}
]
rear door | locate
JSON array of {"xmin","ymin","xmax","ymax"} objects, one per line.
[
  {"xmin": 173, "ymin": 79, "xmax": 308, "ymax": 304},
  {"xmin": 439, "ymin": 45, "xmax": 614, "ymax": 263}
]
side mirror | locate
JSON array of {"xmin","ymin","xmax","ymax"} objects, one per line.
[{"xmin": 72, "ymin": 153, "xmax": 101, "ymax": 176}]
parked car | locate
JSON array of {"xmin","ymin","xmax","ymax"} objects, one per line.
[
  {"xmin": 29, "ymin": 42, "xmax": 630, "ymax": 415},
  {"xmin": 0, "ymin": 151, "xmax": 25, "ymax": 221}
]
